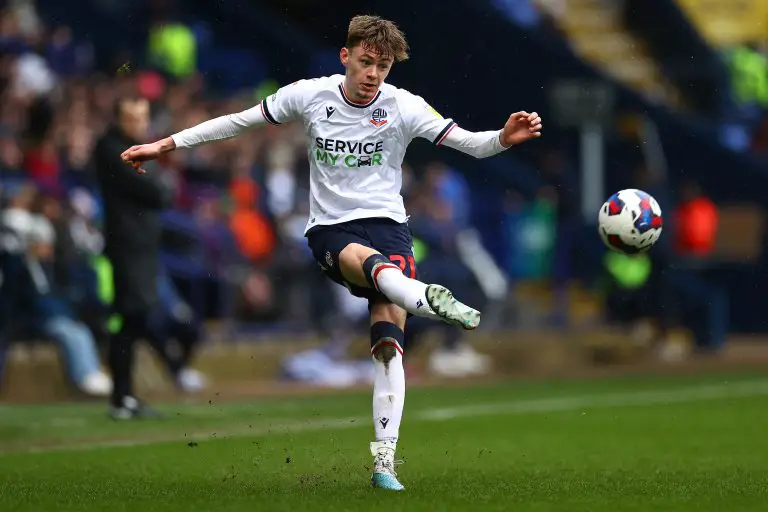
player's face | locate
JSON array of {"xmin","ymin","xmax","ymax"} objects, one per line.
[{"xmin": 340, "ymin": 44, "xmax": 393, "ymax": 103}]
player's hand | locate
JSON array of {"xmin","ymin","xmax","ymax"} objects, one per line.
[
  {"xmin": 120, "ymin": 138, "xmax": 174, "ymax": 174},
  {"xmin": 500, "ymin": 111, "xmax": 542, "ymax": 148},
  {"xmin": 120, "ymin": 143, "xmax": 160, "ymax": 174}
]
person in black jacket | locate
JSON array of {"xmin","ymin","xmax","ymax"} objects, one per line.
[{"xmin": 95, "ymin": 95, "xmax": 176, "ymax": 419}]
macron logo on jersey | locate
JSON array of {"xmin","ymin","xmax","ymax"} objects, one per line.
[
  {"xmin": 325, "ymin": 105, "xmax": 336, "ymax": 119},
  {"xmin": 314, "ymin": 137, "xmax": 385, "ymax": 168}
]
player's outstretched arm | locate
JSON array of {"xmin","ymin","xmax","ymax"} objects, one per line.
[
  {"xmin": 440, "ymin": 111, "xmax": 542, "ymax": 159},
  {"xmin": 120, "ymin": 104, "xmax": 271, "ymax": 173}
]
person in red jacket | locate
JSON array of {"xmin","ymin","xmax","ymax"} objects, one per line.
[
  {"xmin": 674, "ymin": 180, "xmax": 718, "ymax": 258},
  {"xmin": 228, "ymin": 176, "xmax": 275, "ymax": 264}
]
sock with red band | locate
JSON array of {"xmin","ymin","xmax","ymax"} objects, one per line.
[{"xmin": 362, "ymin": 254, "xmax": 435, "ymax": 318}]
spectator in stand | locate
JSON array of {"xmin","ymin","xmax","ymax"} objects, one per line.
[
  {"xmin": 406, "ymin": 163, "xmax": 492, "ymax": 378},
  {"xmin": 0, "ymin": 182, "xmax": 36, "ymax": 382},
  {"xmin": 229, "ymin": 173, "xmax": 275, "ymax": 265},
  {"xmin": 14, "ymin": 29, "xmax": 56, "ymax": 99},
  {"xmin": 0, "ymin": 7, "xmax": 28, "ymax": 55},
  {"xmin": 19, "ymin": 213, "xmax": 112, "ymax": 396},
  {"xmin": 663, "ymin": 179, "xmax": 726, "ymax": 354},
  {"xmin": 46, "ymin": 25, "xmax": 93, "ymax": 77},
  {"xmin": 674, "ymin": 180, "xmax": 719, "ymax": 262},
  {"xmin": 0, "ymin": 133, "xmax": 23, "ymax": 177},
  {"xmin": 48, "ymin": 187, "xmax": 110, "ymax": 350}
]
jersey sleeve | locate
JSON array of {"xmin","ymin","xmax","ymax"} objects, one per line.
[
  {"xmin": 398, "ymin": 91, "xmax": 456, "ymax": 145},
  {"xmin": 260, "ymin": 79, "xmax": 316, "ymax": 125}
]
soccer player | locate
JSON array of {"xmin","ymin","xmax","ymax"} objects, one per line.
[{"xmin": 120, "ymin": 15, "xmax": 542, "ymax": 491}]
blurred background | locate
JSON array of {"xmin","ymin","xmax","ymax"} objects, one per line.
[{"xmin": 1, "ymin": 0, "xmax": 767, "ymax": 403}]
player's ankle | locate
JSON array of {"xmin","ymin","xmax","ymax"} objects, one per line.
[{"xmin": 371, "ymin": 439, "xmax": 398, "ymax": 458}]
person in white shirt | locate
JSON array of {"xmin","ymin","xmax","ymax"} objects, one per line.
[{"xmin": 120, "ymin": 14, "xmax": 542, "ymax": 491}]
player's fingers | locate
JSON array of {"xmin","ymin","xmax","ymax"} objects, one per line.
[
  {"xmin": 530, "ymin": 123, "xmax": 543, "ymax": 132},
  {"xmin": 121, "ymin": 145, "xmax": 138, "ymax": 160},
  {"xmin": 528, "ymin": 112, "xmax": 539, "ymax": 121},
  {"xmin": 123, "ymin": 154, "xmax": 140, "ymax": 165}
]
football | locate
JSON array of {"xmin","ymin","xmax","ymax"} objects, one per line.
[{"xmin": 598, "ymin": 189, "xmax": 663, "ymax": 254}]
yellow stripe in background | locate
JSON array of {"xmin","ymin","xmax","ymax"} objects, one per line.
[{"xmin": 676, "ymin": 0, "xmax": 768, "ymax": 47}]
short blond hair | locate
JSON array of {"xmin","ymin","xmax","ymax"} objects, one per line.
[{"xmin": 346, "ymin": 15, "xmax": 409, "ymax": 62}]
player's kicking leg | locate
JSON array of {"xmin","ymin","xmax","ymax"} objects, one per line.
[
  {"xmin": 337, "ymin": 243, "xmax": 480, "ymax": 491},
  {"xmin": 340, "ymin": 243, "xmax": 481, "ymax": 330}
]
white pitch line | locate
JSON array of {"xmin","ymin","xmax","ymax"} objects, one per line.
[
  {"xmin": 419, "ymin": 380, "xmax": 768, "ymax": 420},
  {"xmin": 15, "ymin": 417, "xmax": 365, "ymax": 455},
  {"xmin": 5, "ymin": 380, "xmax": 768, "ymax": 455}
]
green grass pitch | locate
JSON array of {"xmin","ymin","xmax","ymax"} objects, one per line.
[{"xmin": 1, "ymin": 371, "xmax": 768, "ymax": 511}]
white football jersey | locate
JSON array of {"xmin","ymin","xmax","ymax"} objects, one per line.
[{"xmin": 260, "ymin": 75, "xmax": 456, "ymax": 233}]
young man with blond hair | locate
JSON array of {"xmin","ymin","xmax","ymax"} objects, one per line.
[{"xmin": 121, "ymin": 15, "xmax": 542, "ymax": 491}]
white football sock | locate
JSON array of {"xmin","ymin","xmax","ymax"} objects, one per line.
[
  {"xmin": 372, "ymin": 339, "xmax": 405, "ymax": 442},
  {"xmin": 372, "ymin": 263, "xmax": 436, "ymax": 318}
]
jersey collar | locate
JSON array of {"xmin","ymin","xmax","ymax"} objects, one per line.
[{"xmin": 338, "ymin": 83, "xmax": 381, "ymax": 109}]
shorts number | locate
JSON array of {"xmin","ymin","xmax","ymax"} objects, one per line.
[{"xmin": 389, "ymin": 254, "xmax": 416, "ymax": 279}]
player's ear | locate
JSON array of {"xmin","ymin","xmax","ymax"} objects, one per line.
[{"xmin": 340, "ymin": 47, "xmax": 350, "ymax": 67}]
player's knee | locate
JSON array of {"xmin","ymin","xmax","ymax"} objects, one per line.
[
  {"xmin": 361, "ymin": 253, "xmax": 394, "ymax": 289},
  {"xmin": 370, "ymin": 321, "xmax": 404, "ymax": 364},
  {"xmin": 338, "ymin": 244, "xmax": 382, "ymax": 288}
]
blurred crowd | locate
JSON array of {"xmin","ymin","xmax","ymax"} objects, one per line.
[
  {"xmin": 0, "ymin": 0, "xmax": 739, "ymax": 396},
  {"xmin": 0, "ymin": 2, "xmax": 517, "ymax": 394}
]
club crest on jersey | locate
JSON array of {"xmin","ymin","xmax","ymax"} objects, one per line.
[
  {"xmin": 325, "ymin": 251, "xmax": 334, "ymax": 268},
  {"xmin": 370, "ymin": 108, "xmax": 388, "ymax": 127}
]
